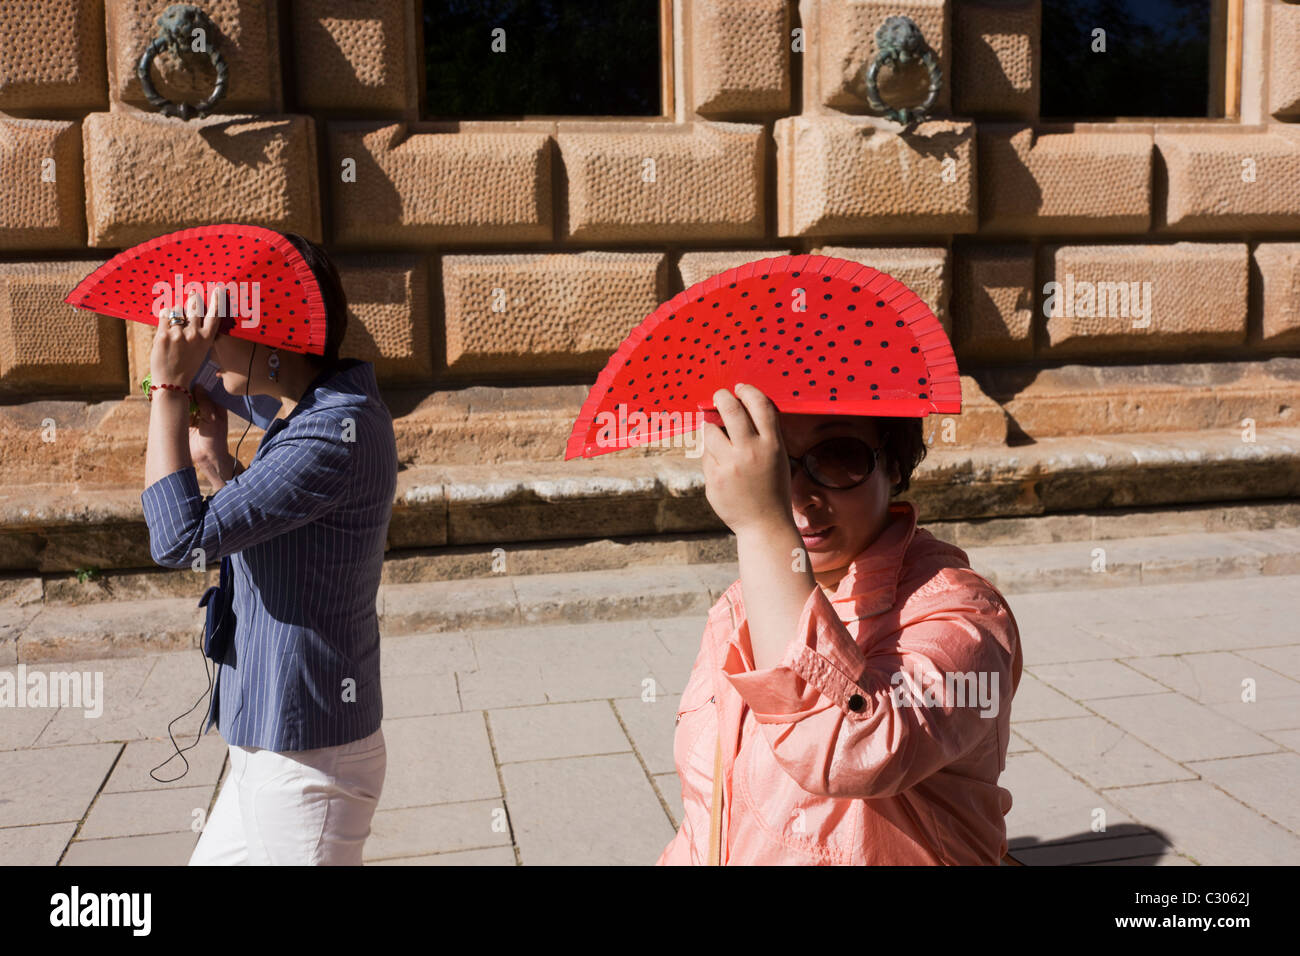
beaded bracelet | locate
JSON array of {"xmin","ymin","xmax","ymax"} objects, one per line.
[
  {"xmin": 149, "ymin": 382, "xmax": 193, "ymax": 402},
  {"xmin": 140, "ymin": 374, "xmax": 199, "ymax": 417}
]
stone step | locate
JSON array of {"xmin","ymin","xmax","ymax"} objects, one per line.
[
  {"xmin": 3, "ymin": 425, "xmax": 1299, "ymax": 574},
  {"xmin": 7, "ymin": 495, "xmax": 1299, "ymax": 609},
  {"xmin": 8, "ymin": 524, "xmax": 1299, "ymax": 664}
]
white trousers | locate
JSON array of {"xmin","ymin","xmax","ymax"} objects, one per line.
[{"xmin": 189, "ymin": 727, "xmax": 386, "ymax": 866}]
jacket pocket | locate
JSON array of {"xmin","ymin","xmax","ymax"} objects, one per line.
[{"xmin": 734, "ymin": 731, "xmax": 855, "ymax": 864}]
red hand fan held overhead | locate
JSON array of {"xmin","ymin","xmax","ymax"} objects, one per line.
[
  {"xmin": 63, "ymin": 223, "xmax": 329, "ymax": 356},
  {"xmin": 565, "ymin": 254, "xmax": 961, "ymax": 459}
]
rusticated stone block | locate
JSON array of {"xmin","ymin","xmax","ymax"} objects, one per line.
[
  {"xmin": 558, "ymin": 121, "xmax": 764, "ymax": 241},
  {"xmin": 0, "ymin": 260, "xmax": 126, "ymax": 392},
  {"xmin": 1270, "ymin": 3, "xmax": 1300, "ymax": 119},
  {"xmin": 815, "ymin": 0, "xmax": 950, "ymax": 116},
  {"xmin": 811, "ymin": 244, "xmax": 950, "ymax": 334},
  {"xmin": 391, "ymin": 384, "xmax": 588, "ymax": 467},
  {"xmin": 0, "ymin": 0, "xmax": 107, "ymax": 111},
  {"xmin": 952, "ymin": 245, "xmax": 1034, "ymax": 362},
  {"xmin": 978, "ymin": 124, "xmax": 1152, "ymax": 234},
  {"xmin": 329, "ymin": 122, "xmax": 552, "ymax": 246},
  {"xmin": 1158, "ymin": 127, "xmax": 1300, "ymax": 232},
  {"xmin": 0, "ymin": 117, "xmax": 84, "ymax": 250},
  {"xmin": 775, "ymin": 115, "xmax": 975, "ymax": 237},
  {"xmin": 106, "ymin": 0, "xmax": 282, "ymax": 113},
  {"xmin": 691, "ymin": 0, "xmax": 791, "ymax": 116},
  {"xmin": 1253, "ymin": 243, "xmax": 1300, "ymax": 347},
  {"xmin": 334, "ymin": 254, "xmax": 433, "ymax": 384},
  {"xmin": 440, "ymin": 252, "xmax": 666, "ymax": 377},
  {"xmin": 288, "ymin": 0, "xmax": 419, "ymax": 114},
  {"xmin": 676, "ymin": 250, "xmax": 795, "ymax": 290},
  {"xmin": 82, "ymin": 109, "xmax": 321, "ymax": 248},
  {"xmin": 953, "ymin": 0, "xmax": 1038, "ymax": 118},
  {"xmin": 1037, "ymin": 243, "xmax": 1247, "ymax": 357}
]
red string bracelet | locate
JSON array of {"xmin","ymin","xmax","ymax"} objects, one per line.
[{"xmin": 148, "ymin": 382, "xmax": 194, "ymax": 403}]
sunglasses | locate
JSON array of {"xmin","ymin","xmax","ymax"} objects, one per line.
[{"xmin": 788, "ymin": 433, "xmax": 888, "ymax": 490}]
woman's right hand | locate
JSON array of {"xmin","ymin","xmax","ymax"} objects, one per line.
[{"xmin": 189, "ymin": 385, "xmax": 234, "ymax": 485}]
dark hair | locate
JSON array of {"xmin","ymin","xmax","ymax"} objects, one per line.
[
  {"xmin": 872, "ymin": 416, "xmax": 927, "ymax": 497},
  {"xmin": 282, "ymin": 232, "xmax": 348, "ymax": 369}
]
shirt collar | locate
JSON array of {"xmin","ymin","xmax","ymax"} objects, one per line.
[
  {"xmin": 818, "ymin": 499, "xmax": 919, "ymax": 619},
  {"xmin": 257, "ymin": 359, "xmax": 375, "ymax": 447}
]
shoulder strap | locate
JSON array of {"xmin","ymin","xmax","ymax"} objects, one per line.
[
  {"xmin": 706, "ymin": 591, "xmax": 741, "ymax": 866},
  {"xmin": 707, "ymin": 733, "xmax": 723, "ymax": 865}
]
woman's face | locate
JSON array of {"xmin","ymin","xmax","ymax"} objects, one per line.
[
  {"xmin": 778, "ymin": 414, "xmax": 901, "ymax": 578},
  {"xmin": 208, "ymin": 334, "xmax": 260, "ymax": 395}
]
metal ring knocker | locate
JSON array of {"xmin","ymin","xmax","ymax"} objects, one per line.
[
  {"xmin": 136, "ymin": 3, "xmax": 229, "ymax": 120},
  {"xmin": 863, "ymin": 15, "xmax": 943, "ymax": 126}
]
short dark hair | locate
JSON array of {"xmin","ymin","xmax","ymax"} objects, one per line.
[
  {"xmin": 282, "ymin": 232, "xmax": 348, "ymax": 368},
  {"xmin": 871, "ymin": 416, "xmax": 927, "ymax": 497}
]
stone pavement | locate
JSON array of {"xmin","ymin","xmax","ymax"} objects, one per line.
[{"xmin": 2, "ymin": 572, "xmax": 1299, "ymax": 866}]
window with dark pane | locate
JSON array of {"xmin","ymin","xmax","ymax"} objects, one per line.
[
  {"xmin": 423, "ymin": 0, "xmax": 662, "ymax": 117},
  {"xmin": 1041, "ymin": 0, "xmax": 1212, "ymax": 118}
]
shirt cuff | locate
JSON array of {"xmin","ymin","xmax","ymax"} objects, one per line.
[
  {"xmin": 722, "ymin": 585, "xmax": 874, "ymax": 722},
  {"xmin": 141, "ymin": 466, "xmax": 204, "ymax": 561}
]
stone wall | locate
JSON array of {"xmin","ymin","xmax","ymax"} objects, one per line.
[{"xmin": 0, "ymin": 0, "xmax": 1297, "ymax": 494}]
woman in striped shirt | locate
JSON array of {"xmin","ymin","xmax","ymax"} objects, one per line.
[{"xmin": 141, "ymin": 233, "xmax": 398, "ymax": 865}]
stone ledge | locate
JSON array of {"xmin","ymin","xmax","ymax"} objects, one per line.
[
  {"xmin": 0, "ymin": 427, "xmax": 1297, "ymax": 574},
  {"xmin": 8, "ymin": 524, "xmax": 1300, "ymax": 664}
]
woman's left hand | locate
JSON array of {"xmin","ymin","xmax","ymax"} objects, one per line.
[
  {"xmin": 699, "ymin": 383, "xmax": 795, "ymax": 537},
  {"xmin": 149, "ymin": 288, "xmax": 221, "ymax": 391}
]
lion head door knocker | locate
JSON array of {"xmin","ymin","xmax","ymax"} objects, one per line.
[
  {"xmin": 136, "ymin": 4, "xmax": 229, "ymax": 120},
  {"xmin": 863, "ymin": 15, "xmax": 943, "ymax": 126}
]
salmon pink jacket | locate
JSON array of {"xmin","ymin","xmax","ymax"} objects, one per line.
[{"xmin": 656, "ymin": 500, "xmax": 1023, "ymax": 866}]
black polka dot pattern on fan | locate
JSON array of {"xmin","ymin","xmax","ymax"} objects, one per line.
[
  {"xmin": 584, "ymin": 260, "xmax": 945, "ymax": 424},
  {"xmin": 69, "ymin": 225, "xmax": 328, "ymax": 355}
]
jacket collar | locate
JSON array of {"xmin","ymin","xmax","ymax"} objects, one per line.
[
  {"xmin": 258, "ymin": 359, "xmax": 379, "ymax": 445},
  {"xmin": 820, "ymin": 499, "xmax": 919, "ymax": 620}
]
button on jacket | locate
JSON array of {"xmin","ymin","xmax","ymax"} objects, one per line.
[
  {"xmin": 657, "ymin": 500, "xmax": 1023, "ymax": 865},
  {"xmin": 141, "ymin": 359, "xmax": 397, "ymax": 752}
]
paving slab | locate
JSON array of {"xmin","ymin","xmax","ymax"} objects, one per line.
[
  {"xmin": 364, "ymin": 799, "xmax": 511, "ymax": 861},
  {"xmin": 1014, "ymin": 716, "xmax": 1196, "ymax": 789},
  {"xmin": 501, "ymin": 753, "xmax": 676, "ymax": 865},
  {"xmin": 378, "ymin": 713, "xmax": 500, "ymax": 810},
  {"xmin": 1086, "ymin": 693, "xmax": 1280, "ymax": 762},
  {"xmin": 1011, "ymin": 672, "xmax": 1092, "ymax": 721},
  {"xmin": 1123, "ymin": 650, "xmax": 1300, "ymax": 701},
  {"xmin": 370, "ymin": 846, "xmax": 516, "ymax": 865},
  {"xmin": 1104, "ymin": 779, "xmax": 1300, "ymax": 865},
  {"xmin": 612, "ymin": 694, "xmax": 680, "ymax": 775},
  {"xmin": 103, "ymin": 734, "xmax": 227, "ymax": 793},
  {"xmin": 61, "ymin": 831, "xmax": 199, "ymax": 866},
  {"xmin": 79, "ymin": 786, "xmax": 214, "ymax": 840},
  {"xmin": 0, "ymin": 743, "xmax": 120, "ymax": 828},
  {"xmin": 0, "ymin": 822, "xmax": 78, "ymax": 865},
  {"xmin": 489, "ymin": 701, "xmax": 631, "ymax": 764},
  {"xmin": 1002, "ymin": 752, "xmax": 1137, "ymax": 849},
  {"xmin": 1184, "ymin": 752, "xmax": 1300, "ymax": 834},
  {"xmin": 1027, "ymin": 660, "xmax": 1168, "ymax": 699}
]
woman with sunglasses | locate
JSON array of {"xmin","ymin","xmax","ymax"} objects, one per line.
[{"xmin": 657, "ymin": 383, "xmax": 1023, "ymax": 865}]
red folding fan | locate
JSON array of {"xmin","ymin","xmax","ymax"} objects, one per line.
[
  {"xmin": 64, "ymin": 223, "xmax": 327, "ymax": 355},
  {"xmin": 565, "ymin": 254, "xmax": 961, "ymax": 459}
]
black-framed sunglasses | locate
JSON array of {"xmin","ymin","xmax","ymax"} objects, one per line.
[{"xmin": 788, "ymin": 431, "xmax": 889, "ymax": 490}]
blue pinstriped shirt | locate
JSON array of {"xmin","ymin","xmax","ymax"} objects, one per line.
[{"xmin": 141, "ymin": 359, "xmax": 396, "ymax": 751}]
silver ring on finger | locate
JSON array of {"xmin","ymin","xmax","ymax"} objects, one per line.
[{"xmin": 167, "ymin": 308, "xmax": 188, "ymax": 328}]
